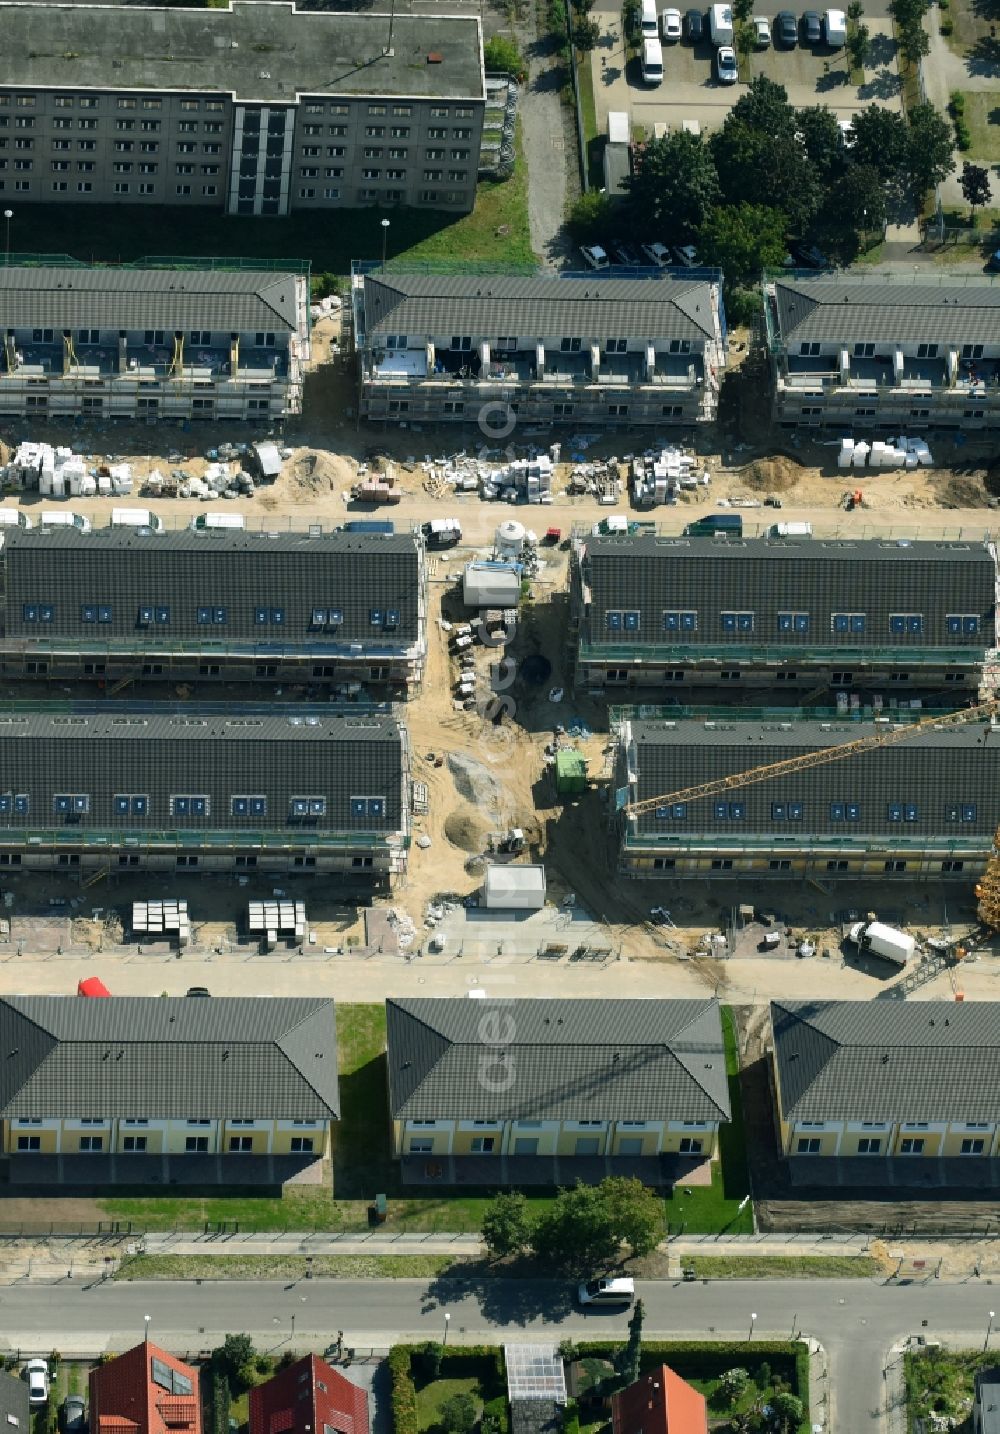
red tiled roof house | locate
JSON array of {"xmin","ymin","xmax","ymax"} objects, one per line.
[
  {"xmin": 610, "ymin": 1366, "xmax": 707, "ymax": 1434},
  {"xmin": 89, "ymin": 1342, "xmax": 201, "ymax": 1434},
  {"xmin": 249, "ymin": 1355, "xmax": 370, "ymax": 1434}
]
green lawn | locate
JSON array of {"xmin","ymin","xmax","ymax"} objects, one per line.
[
  {"xmin": 686, "ymin": 1254, "xmax": 878, "ymax": 1279},
  {"xmin": 414, "ymin": 1377, "xmax": 482, "ymax": 1434},
  {"xmin": 954, "ymin": 91, "xmax": 1000, "ymax": 162},
  {"xmin": 3, "ymin": 129, "xmax": 534, "ymax": 279},
  {"xmin": 117, "ymin": 1253, "xmax": 463, "ymax": 1280},
  {"xmin": 576, "ymin": 53, "xmax": 603, "ymax": 190},
  {"xmin": 664, "ymin": 1006, "xmax": 753, "ymax": 1235}
]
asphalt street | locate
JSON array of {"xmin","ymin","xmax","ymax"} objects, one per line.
[{"xmin": 3, "ymin": 1276, "xmax": 999, "ymax": 1431}]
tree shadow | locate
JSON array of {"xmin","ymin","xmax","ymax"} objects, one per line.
[
  {"xmin": 966, "ymin": 33, "xmax": 1000, "ymax": 74},
  {"xmin": 858, "ymin": 67, "xmax": 903, "ymax": 99},
  {"xmin": 601, "ymin": 63, "xmax": 624, "ymax": 84},
  {"xmin": 815, "ymin": 66, "xmax": 852, "ymax": 90},
  {"xmin": 422, "ymin": 1261, "xmax": 577, "ymax": 1326},
  {"xmin": 867, "ymin": 29, "xmax": 898, "ymax": 63}
]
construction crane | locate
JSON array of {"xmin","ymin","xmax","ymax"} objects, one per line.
[
  {"xmin": 623, "ymin": 698, "xmax": 999, "ymax": 819},
  {"xmin": 975, "ymin": 831, "xmax": 1000, "ymax": 930}
]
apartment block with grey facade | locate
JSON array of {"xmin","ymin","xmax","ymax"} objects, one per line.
[
  {"xmin": 0, "ymin": 1, "xmax": 484, "ymax": 215},
  {"xmin": 0, "ymin": 526, "xmax": 427, "ymax": 693},
  {"xmin": 571, "ymin": 533, "xmax": 997, "ymax": 696},
  {"xmin": 353, "ymin": 271, "xmax": 726, "ymax": 427},
  {"xmin": 0, "ymin": 263, "xmax": 310, "ymax": 421},
  {"xmin": 764, "ymin": 272, "xmax": 1000, "ymax": 430},
  {"xmin": 0, "ymin": 709, "xmax": 410, "ymax": 881},
  {"xmin": 614, "ymin": 715, "xmax": 1000, "ymax": 880}
]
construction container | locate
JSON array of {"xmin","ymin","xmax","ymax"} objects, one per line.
[{"xmin": 555, "ymin": 749, "xmax": 588, "ymax": 796}]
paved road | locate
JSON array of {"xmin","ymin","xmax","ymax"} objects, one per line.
[{"xmin": 4, "ymin": 1276, "xmax": 1000, "ymax": 1431}]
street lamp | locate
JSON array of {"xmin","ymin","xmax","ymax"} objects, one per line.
[
  {"xmin": 291, "ymin": 1313, "xmax": 297, "ymax": 1341},
  {"xmin": 748, "ymin": 1312, "xmax": 757, "ymax": 1342},
  {"xmin": 380, "ymin": 218, "xmax": 390, "ymax": 273},
  {"xmin": 143, "ymin": 1314, "xmax": 151, "ymax": 1342},
  {"xmin": 986, "ymin": 1311, "xmax": 995, "ymax": 1351},
  {"xmin": 443, "ymin": 1312, "xmax": 451, "ymax": 1346},
  {"xmin": 3, "ymin": 210, "xmax": 12, "ymax": 265}
]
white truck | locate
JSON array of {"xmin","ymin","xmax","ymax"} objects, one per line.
[{"xmin": 848, "ymin": 920, "xmax": 916, "ymax": 967}]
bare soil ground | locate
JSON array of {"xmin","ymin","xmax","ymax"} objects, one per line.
[{"xmin": 0, "ymin": 328, "xmax": 997, "ymax": 979}]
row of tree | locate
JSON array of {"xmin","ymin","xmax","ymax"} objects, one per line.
[
  {"xmin": 481, "ymin": 1178, "xmax": 663, "ymax": 1268},
  {"xmin": 572, "ymin": 76, "xmax": 957, "ymax": 314}
]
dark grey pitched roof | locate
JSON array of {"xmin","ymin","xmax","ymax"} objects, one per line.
[
  {"xmin": 771, "ymin": 1000, "xmax": 1000, "ymax": 1123},
  {"xmin": 363, "ymin": 274, "xmax": 717, "ymax": 342},
  {"xmin": 0, "ymin": 996, "xmax": 339, "ymax": 1119},
  {"xmin": 510, "ymin": 1403, "xmax": 562, "ymax": 1434},
  {"xmin": 580, "ymin": 535, "xmax": 995, "ymax": 654},
  {"xmin": 772, "ymin": 275, "xmax": 1000, "ymax": 346},
  {"xmin": 0, "ymin": 709, "xmax": 405, "ymax": 835},
  {"xmin": 386, "ymin": 998, "xmax": 730, "ymax": 1122},
  {"xmin": 0, "ymin": 266, "xmax": 300, "ymax": 333},
  {"xmin": 0, "ymin": 2, "xmax": 484, "ymax": 104},
  {"xmin": 0, "ymin": 1371, "xmax": 29, "ymax": 1432},
  {"xmin": 1, "ymin": 528, "xmax": 423, "ymax": 649},
  {"xmin": 975, "ymin": 1369, "xmax": 1000, "ymax": 1434},
  {"xmin": 626, "ymin": 717, "xmax": 999, "ymax": 839}
]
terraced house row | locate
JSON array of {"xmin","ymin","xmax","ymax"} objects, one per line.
[{"xmin": 4, "ymin": 995, "xmax": 998, "ymax": 1191}]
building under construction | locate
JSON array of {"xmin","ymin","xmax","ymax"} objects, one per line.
[
  {"xmin": 614, "ymin": 713, "xmax": 1000, "ymax": 879},
  {"xmin": 572, "ymin": 533, "xmax": 997, "ymax": 696},
  {"xmin": 0, "ymin": 525, "xmax": 427, "ymax": 694}
]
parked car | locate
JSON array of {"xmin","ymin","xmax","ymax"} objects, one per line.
[
  {"xmin": 579, "ymin": 244, "xmax": 609, "ymax": 270},
  {"xmin": 24, "ymin": 1361, "xmax": 49, "ymax": 1406},
  {"xmin": 753, "ymin": 14, "xmax": 771, "ymax": 43},
  {"xmin": 715, "ymin": 43, "xmax": 738, "ymax": 79},
  {"xmin": 186, "ymin": 986, "xmax": 211, "ymax": 997},
  {"xmin": 672, "ymin": 244, "xmax": 700, "ymax": 266},
  {"xmin": 60, "ymin": 1396, "xmax": 87, "ymax": 1434},
  {"xmin": 774, "ymin": 10, "xmax": 797, "ymax": 44},
  {"xmin": 641, "ymin": 240, "xmax": 671, "ymax": 266},
  {"xmin": 660, "ymin": 6, "xmax": 683, "ymax": 38},
  {"xmin": 801, "ymin": 9, "xmax": 822, "ymax": 41},
  {"xmin": 684, "ymin": 7, "xmax": 705, "ymax": 38},
  {"xmin": 837, "ymin": 118, "xmax": 856, "ymax": 147},
  {"xmin": 790, "ymin": 241, "xmax": 830, "ymax": 268},
  {"xmin": 612, "ymin": 240, "xmax": 642, "ymax": 265},
  {"xmin": 985, "ymin": 249, "xmax": 1000, "ymax": 272}
]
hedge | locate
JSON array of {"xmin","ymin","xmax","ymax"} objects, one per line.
[
  {"xmin": 389, "ymin": 1347, "xmax": 418, "ymax": 1434},
  {"xmin": 573, "ymin": 1341, "xmax": 809, "ymax": 1415}
]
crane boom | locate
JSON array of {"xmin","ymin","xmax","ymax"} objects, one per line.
[{"xmin": 625, "ymin": 699, "xmax": 998, "ymax": 818}]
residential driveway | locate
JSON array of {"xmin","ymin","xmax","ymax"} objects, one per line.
[{"xmin": 590, "ymin": 3, "xmax": 903, "ymax": 137}]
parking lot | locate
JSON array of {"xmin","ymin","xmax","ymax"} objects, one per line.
[{"xmin": 590, "ymin": 1, "xmax": 904, "ymax": 138}]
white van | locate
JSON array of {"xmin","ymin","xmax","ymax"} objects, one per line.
[
  {"xmin": 709, "ymin": 2, "xmax": 734, "ymax": 43},
  {"xmin": 768, "ymin": 521, "xmax": 813, "ymax": 538},
  {"xmin": 640, "ymin": 0, "xmax": 658, "ymax": 36},
  {"xmin": 640, "ymin": 35, "xmax": 664, "ymax": 83},
  {"xmin": 40, "ymin": 510, "xmax": 91, "ymax": 534},
  {"xmin": 191, "ymin": 511, "xmax": 246, "ymax": 531},
  {"xmin": 0, "ymin": 508, "xmax": 32, "ymax": 530},
  {"xmin": 111, "ymin": 506, "xmax": 163, "ymax": 532},
  {"xmin": 577, "ymin": 1276, "xmax": 636, "ymax": 1307}
]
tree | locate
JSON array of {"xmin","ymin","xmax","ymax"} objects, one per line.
[
  {"xmin": 615, "ymin": 1299, "xmax": 644, "ymax": 1385},
  {"xmin": 697, "ymin": 202, "xmax": 789, "ymax": 286},
  {"xmin": 823, "ymin": 162, "xmax": 886, "ymax": 238},
  {"xmin": 771, "ymin": 1392, "xmax": 804, "ymax": 1432},
  {"xmin": 960, "ymin": 160, "xmax": 992, "ymax": 216},
  {"xmin": 794, "ymin": 104, "xmax": 849, "ymax": 182},
  {"xmin": 905, "ymin": 102, "xmax": 956, "ymax": 196},
  {"xmin": 719, "ymin": 1368, "xmax": 751, "ymax": 1406},
  {"xmin": 624, "ymin": 131, "xmax": 721, "ymax": 238},
  {"xmin": 439, "ymin": 1394, "xmax": 478, "ymax": 1434},
  {"xmin": 483, "ymin": 35, "xmax": 525, "ymax": 76},
  {"xmin": 531, "ymin": 1183, "xmax": 620, "ymax": 1271},
  {"xmin": 211, "ymin": 1335, "xmax": 256, "ymax": 1392},
  {"xmin": 573, "ymin": 15, "xmax": 602, "ymax": 48},
  {"xmin": 846, "ymin": 20, "xmax": 871, "ymax": 70},
  {"xmin": 599, "ymin": 1177, "xmax": 663, "ymax": 1257},
  {"xmin": 728, "ymin": 76, "xmax": 796, "ymax": 138},
  {"xmin": 847, "ymin": 0, "xmax": 864, "ymax": 18},
  {"xmin": 567, "ymin": 190, "xmax": 614, "ymax": 245},
  {"xmin": 482, "ymin": 1191, "xmax": 533, "ymax": 1259},
  {"xmin": 898, "ymin": 19, "xmax": 930, "ymax": 59},
  {"xmin": 711, "ymin": 119, "xmax": 820, "ymax": 233},
  {"xmin": 848, "ymin": 104, "xmax": 910, "ymax": 188},
  {"xmin": 622, "ymin": 0, "xmax": 641, "ymax": 39}
]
